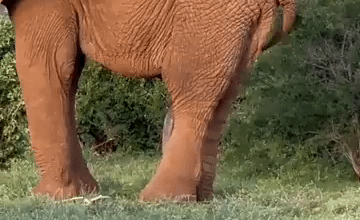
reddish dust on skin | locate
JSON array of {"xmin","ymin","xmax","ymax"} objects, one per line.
[{"xmin": 3, "ymin": 0, "xmax": 296, "ymax": 201}]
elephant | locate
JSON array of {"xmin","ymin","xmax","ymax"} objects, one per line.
[{"xmin": 1, "ymin": 0, "xmax": 296, "ymax": 202}]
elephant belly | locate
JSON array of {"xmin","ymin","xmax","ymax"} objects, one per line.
[
  {"xmin": 95, "ymin": 56, "xmax": 163, "ymax": 78},
  {"xmin": 77, "ymin": 0, "xmax": 173, "ymax": 77}
]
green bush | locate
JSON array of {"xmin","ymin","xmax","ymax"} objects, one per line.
[
  {"xmin": 0, "ymin": 19, "xmax": 28, "ymax": 168},
  {"xmin": 76, "ymin": 62, "xmax": 167, "ymax": 153},
  {"xmin": 223, "ymin": 0, "xmax": 360, "ymax": 176}
]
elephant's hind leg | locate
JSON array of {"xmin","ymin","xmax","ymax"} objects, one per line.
[
  {"xmin": 140, "ymin": 92, "xmax": 235, "ymax": 202},
  {"xmin": 140, "ymin": 113, "xmax": 201, "ymax": 202},
  {"xmin": 140, "ymin": 58, "xmax": 249, "ymax": 202},
  {"xmin": 15, "ymin": 12, "xmax": 98, "ymax": 199}
]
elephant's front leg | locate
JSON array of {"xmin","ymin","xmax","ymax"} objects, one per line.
[{"xmin": 15, "ymin": 25, "xmax": 98, "ymax": 199}]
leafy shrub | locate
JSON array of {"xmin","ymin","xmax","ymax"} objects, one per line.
[
  {"xmin": 298, "ymin": 0, "xmax": 360, "ymax": 175},
  {"xmin": 0, "ymin": 19, "xmax": 28, "ymax": 168},
  {"xmin": 0, "ymin": 16, "xmax": 13, "ymax": 59},
  {"xmin": 76, "ymin": 62, "xmax": 167, "ymax": 153},
  {"xmin": 223, "ymin": 0, "xmax": 360, "ymax": 176}
]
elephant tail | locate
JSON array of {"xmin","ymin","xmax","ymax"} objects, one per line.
[{"xmin": 278, "ymin": 0, "xmax": 296, "ymax": 33}]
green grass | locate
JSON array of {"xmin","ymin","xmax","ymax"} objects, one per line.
[{"xmin": 1, "ymin": 150, "xmax": 360, "ymax": 219}]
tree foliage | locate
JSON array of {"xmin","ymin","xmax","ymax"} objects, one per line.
[
  {"xmin": 224, "ymin": 0, "xmax": 360, "ymax": 176},
  {"xmin": 0, "ymin": 18, "xmax": 27, "ymax": 168}
]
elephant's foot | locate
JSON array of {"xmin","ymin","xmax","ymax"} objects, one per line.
[
  {"xmin": 139, "ymin": 154, "xmax": 217, "ymax": 202},
  {"xmin": 33, "ymin": 168, "xmax": 99, "ymax": 199},
  {"xmin": 140, "ymin": 115, "xmax": 218, "ymax": 202},
  {"xmin": 138, "ymin": 175, "xmax": 198, "ymax": 202},
  {"xmin": 139, "ymin": 158, "xmax": 216, "ymax": 202},
  {"xmin": 139, "ymin": 144, "xmax": 199, "ymax": 202}
]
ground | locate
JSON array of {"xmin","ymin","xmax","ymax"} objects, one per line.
[{"xmin": 1, "ymin": 149, "xmax": 360, "ymax": 220}]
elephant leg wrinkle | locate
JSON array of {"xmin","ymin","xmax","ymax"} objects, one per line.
[{"xmin": 197, "ymin": 155, "xmax": 217, "ymax": 200}]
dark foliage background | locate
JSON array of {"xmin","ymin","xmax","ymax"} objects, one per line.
[
  {"xmin": 76, "ymin": 62, "xmax": 167, "ymax": 153},
  {"xmin": 223, "ymin": 0, "xmax": 360, "ymax": 177}
]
